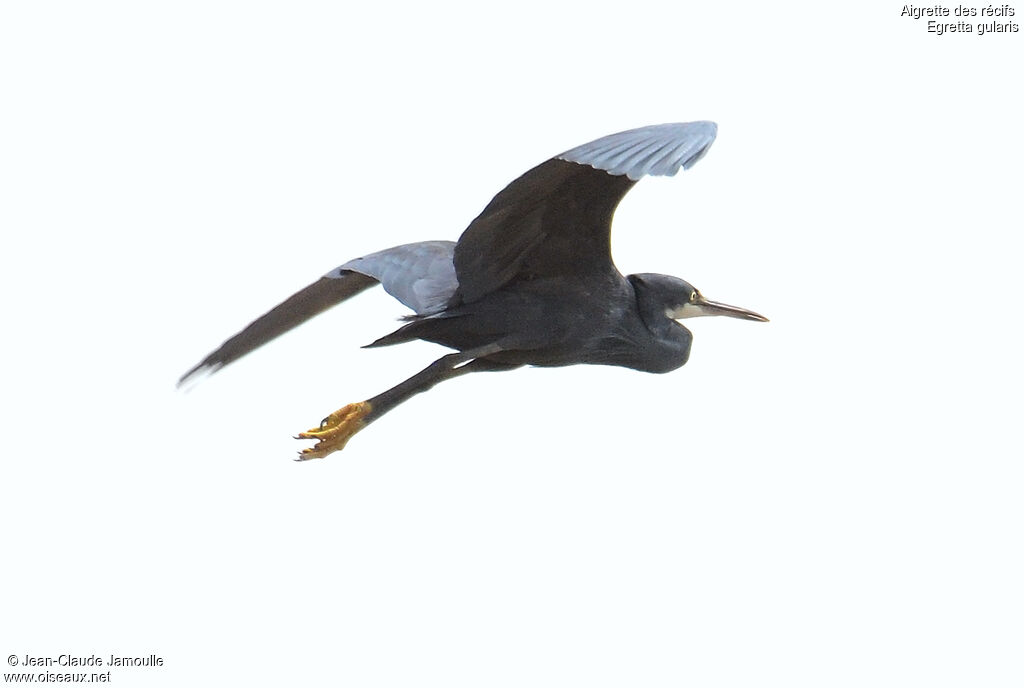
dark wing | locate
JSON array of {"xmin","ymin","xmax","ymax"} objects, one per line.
[
  {"xmin": 178, "ymin": 272, "xmax": 377, "ymax": 386},
  {"xmin": 179, "ymin": 241, "xmax": 458, "ymax": 386},
  {"xmin": 452, "ymin": 121, "xmax": 717, "ymax": 304}
]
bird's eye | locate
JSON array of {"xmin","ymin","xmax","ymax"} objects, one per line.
[{"xmin": 690, "ymin": 291, "xmax": 699, "ymax": 303}]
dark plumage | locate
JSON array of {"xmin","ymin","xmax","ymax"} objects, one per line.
[{"xmin": 180, "ymin": 122, "xmax": 767, "ymax": 459}]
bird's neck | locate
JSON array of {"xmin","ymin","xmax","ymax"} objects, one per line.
[{"xmin": 627, "ymin": 276, "xmax": 693, "ymax": 373}]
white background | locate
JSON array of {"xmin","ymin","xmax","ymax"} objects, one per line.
[{"xmin": 2, "ymin": 2, "xmax": 1021, "ymax": 686}]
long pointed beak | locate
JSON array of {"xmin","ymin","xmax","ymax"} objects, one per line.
[{"xmin": 694, "ymin": 296, "xmax": 769, "ymax": 322}]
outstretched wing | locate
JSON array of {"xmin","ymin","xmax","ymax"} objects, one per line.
[
  {"xmin": 179, "ymin": 241, "xmax": 458, "ymax": 385},
  {"xmin": 333, "ymin": 240, "xmax": 456, "ymax": 316},
  {"xmin": 178, "ymin": 272, "xmax": 377, "ymax": 385},
  {"xmin": 452, "ymin": 121, "xmax": 717, "ymax": 304}
]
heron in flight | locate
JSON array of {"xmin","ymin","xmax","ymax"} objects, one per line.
[{"xmin": 180, "ymin": 122, "xmax": 768, "ymax": 460}]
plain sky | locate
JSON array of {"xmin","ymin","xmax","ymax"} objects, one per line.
[{"xmin": 2, "ymin": 2, "xmax": 1021, "ymax": 686}]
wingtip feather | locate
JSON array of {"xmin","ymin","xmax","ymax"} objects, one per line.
[{"xmin": 557, "ymin": 121, "xmax": 718, "ymax": 181}]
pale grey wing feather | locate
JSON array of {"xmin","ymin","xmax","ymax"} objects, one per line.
[
  {"xmin": 334, "ymin": 240, "xmax": 457, "ymax": 316},
  {"xmin": 557, "ymin": 121, "xmax": 717, "ymax": 180}
]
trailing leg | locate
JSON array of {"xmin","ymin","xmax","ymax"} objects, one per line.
[{"xmin": 295, "ymin": 344, "xmax": 514, "ymax": 460}]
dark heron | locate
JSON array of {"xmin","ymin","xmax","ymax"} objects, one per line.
[{"xmin": 181, "ymin": 122, "xmax": 768, "ymax": 459}]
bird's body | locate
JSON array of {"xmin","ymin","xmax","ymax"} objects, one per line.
[
  {"xmin": 181, "ymin": 122, "xmax": 767, "ymax": 459},
  {"xmin": 377, "ymin": 266, "xmax": 689, "ymax": 373}
]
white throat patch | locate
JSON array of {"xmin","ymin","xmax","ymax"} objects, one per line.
[{"xmin": 666, "ymin": 303, "xmax": 707, "ymax": 320}]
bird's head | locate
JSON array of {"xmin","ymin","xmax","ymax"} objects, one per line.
[{"xmin": 628, "ymin": 273, "xmax": 768, "ymax": 324}]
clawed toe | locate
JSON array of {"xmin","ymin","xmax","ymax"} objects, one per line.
[{"xmin": 294, "ymin": 401, "xmax": 373, "ymax": 461}]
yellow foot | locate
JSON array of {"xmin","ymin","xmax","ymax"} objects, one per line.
[{"xmin": 294, "ymin": 401, "xmax": 373, "ymax": 461}]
